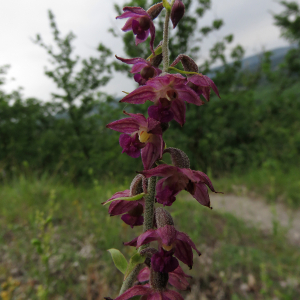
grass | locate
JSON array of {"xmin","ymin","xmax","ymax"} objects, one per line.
[
  {"xmin": 211, "ymin": 165, "xmax": 300, "ymax": 208},
  {"xmin": 0, "ymin": 174, "xmax": 300, "ymax": 299}
]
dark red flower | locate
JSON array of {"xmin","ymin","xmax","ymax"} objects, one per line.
[
  {"xmin": 140, "ymin": 164, "xmax": 217, "ymax": 207},
  {"xmin": 116, "ymin": 7, "xmax": 155, "ymax": 53},
  {"xmin": 106, "ymin": 112, "xmax": 164, "ymax": 170},
  {"xmin": 125, "ymin": 224, "xmax": 201, "ymax": 269},
  {"xmin": 102, "ymin": 190, "xmax": 144, "ymax": 228},
  {"xmin": 187, "ymin": 74, "xmax": 220, "ymax": 101},
  {"xmin": 116, "ymin": 56, "xmax": 162, "ymax": 86},
  {"xmin": 120, "ymin": 74, "xmax": 203, "ymax": 126}
]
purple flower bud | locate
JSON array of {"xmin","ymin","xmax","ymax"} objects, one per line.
[
  {"xmin": 171, "ymin": 0, "xmax": 185, "ymax": 28},
  {"xmin": 155, "ymin": 207, "xmax": 174, "ymax": 227},
  {"xmin": 163, "ymin": 147, "xmax": 190, "ymax": 169},
  {"xmin": 147, "ymin": 2, "xmax": 164, "ymax": 20},
  {"xmin": 171, "ymin": 54, "xmax": 198, "ymax": 73}
]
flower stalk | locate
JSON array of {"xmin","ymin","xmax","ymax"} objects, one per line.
[
  {"xmin": 104, "ymin": 1, "xmax": 221, "ymax": 299},
  {"xmin": 162, "ymin": 0, "xmax": 176, "ymax": 72}
]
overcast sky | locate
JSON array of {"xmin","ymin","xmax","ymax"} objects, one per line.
[{"xmin": 0, "ymin": 0, "xmax": 296, "ymax": 101}]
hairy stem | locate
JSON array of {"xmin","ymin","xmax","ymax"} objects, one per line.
[
  {"xmin": 118, "ymin": 176, "xmax": 157, "ymax": 294},
  {"xmin": 118, "ymin": 264, "xmax": 144, "ymax": 296},
  {"xmin": 162, "ymin": 0, "xmax": 176, "ymax": 72},
  {"xmin": 143, "ymin": 176, "xmax": 157, "ymax": 233}
]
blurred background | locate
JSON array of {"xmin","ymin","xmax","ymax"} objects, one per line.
[{"xmin": 0, "ymin": 0, "xmax": 299, "ymax": 299}]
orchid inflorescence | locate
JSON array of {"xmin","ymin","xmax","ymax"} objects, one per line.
[{"xmin": 103, "ymin": 1, "xmax": 220, "ymax": 299}]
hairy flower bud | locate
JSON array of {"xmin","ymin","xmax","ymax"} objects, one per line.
[
  {"xmin": 155, "ymin": 207, "xmax": 174, "ymax": 228},
  {"xmin": 147, "ymin": 2, "xmax": 164, "ymax": 20},
  {"xmin": 130, "ymin": 174, "xmax": 148, "ymax": 195},
  {"xmin": 149, "ymin": 268, "xmax": 169, "ymax": 290},
  {"xmin": 163, "ymin": 147, "xmax": 190, "ymax": 169},
  {"xmin": 170, "ymin": 54, "xmax": 198, "ymax": 73},
  {"xmin": 171, "ymin": 0, "xmax": 185, "ymax": 28}
]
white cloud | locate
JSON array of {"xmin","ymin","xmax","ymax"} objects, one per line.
[{"xmin": 0, "ymin": 0, "xmax": 292, "ymax": 100}]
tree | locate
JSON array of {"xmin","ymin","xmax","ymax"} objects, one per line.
[{"xmin": 33, "ymin": 10, "xmax": 113, "ymax": 162}]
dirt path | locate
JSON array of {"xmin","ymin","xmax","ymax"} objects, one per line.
[{"xmin": 208, "ymin": 194, "xmax": 300, "ymax": 245}]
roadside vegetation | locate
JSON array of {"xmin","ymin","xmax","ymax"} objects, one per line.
[
  {"xmin": 1, "ymin": 1, "xmax": 300, "ymax": 299},
  {"xmin": 1, "ymin": 176, "xmax": 300, "ymax": 299}
]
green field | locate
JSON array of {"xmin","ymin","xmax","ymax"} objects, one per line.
[{"xmin": 1, "ymin": 175, "xmax": 299, "ymax": 300}]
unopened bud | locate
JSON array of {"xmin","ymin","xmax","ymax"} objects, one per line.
[
  {"xmin": 163, "ymin": 147, "xmax": 190, "ymax": 169},
  {"xmin": 155, "ymin": 207, "xmax": 174, "ymax": 228},
  {"xmin": 147, "ymin": 2, "xmax": 164, "ymax": 20},
  {"xmin": 170, "ymin": 54, "xmax": 198, "ymax": 73},
  {"xmin": 130, "ymin": 174, "xmax": 147, "ymax": 195},
  {"xmin": 171, "ymin": 0, "xmax": 185, "ymax": 28}
]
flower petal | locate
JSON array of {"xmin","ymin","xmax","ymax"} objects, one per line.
[
  {"xmin": 173, "ymin": 239, "xmax": 194, "ymax": 268},
  {"xmin": 170, "ymin": 98, "xmax": 186, "ymax": 126},
  {"xmin": 168, "ymin": 266, "xmax": 191, "ymax": 291},
  {"xmin": 119, "ymin": 134, "xmax": 143, "ymax": 158},
  {"xmin": 108, "ymin": 200, "xmax": 139, "ymax": 216},
  {"xmin": 137, "ymin": 267, "xmax": 150, "ymax": 282},
  {"xmin": 124, "ymin": 236, "xmax": 138, "ymax": 247},
  {"xmin": 123, "ymin": 6, "xmax": 148, "ymax": 16},
  {"xmin": 121, "ymin": 214, "xmax": 144, "ymax": 228},
  {"xmin": 120, "ymin": 18, "xmax": 134, "ymax": 31},
  {"xmin": 140, "ymin": 164, "xmax": 177, "ymax": 178},
  {"xmin": 189, "ymin": 182, "xmax": 211, "ymax": 208},
  {"xmin": 176, "ymin": 84, "xmax": 203, "ymax": 106},
  {"xmin": 123, "ymin": 112, "xmax": 147, "ymax": 127},
  {"xmin": 106, "ymin": 118, "xmax": 140, "ymax": 134},
  {"xmin": 141, "ymin": 138, "xmax": 162, "ymax": 170},
  {"xmin": 131, "ymin": 62, "xmax": 150, "ymax": 73},
  {"xmin": 102, "ymin": 190, "xmax": 130, "ymax": 205},
  {"xmin": 115, "ymin": 55, "xmax": 147, "ymax": 66},
  {"xmin": 192, "ymin": 170, "xmax": 217, "ymax": 192},
  {"xmin": 147, "ymin": 117, "xmax": 162, "ymax": 135},
  {"xmin": 156, "ymin": 225, "xmax": 177, "ymax": 246},
  {"xmin": 136, "ymin": 29, "xmax": 150, "ymax": 45},
  {"xmin": 136, "ymin": 229, "xmax": 160, "ymax": 248},
  {"xmin": 113, "ymin": 285, "xmax": 151, "ymax": 300},
  {"xmin": 163, "ymin": 290, "xmax": 185, "ymax": 300},
  {"xmin": 120, "ymin": 86, "xmax": 157, "ymax": 104},
  {"xmin": 149, "ymin": 21, "xmax": 155, "ymax": 53}
]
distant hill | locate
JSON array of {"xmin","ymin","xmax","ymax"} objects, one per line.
[{"xmin": 209, "ymin": 45, "xmax": 297, "ymax": 75}]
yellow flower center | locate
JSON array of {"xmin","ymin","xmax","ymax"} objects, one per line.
[
  {"xmin": 139, "ymin": 131, "xmax": 152, "ymax": 143},
  {"xmin": 162, "ymin": 244, "xmax": 173, "ymax": 251}
]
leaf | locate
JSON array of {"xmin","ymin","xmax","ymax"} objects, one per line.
[
  {"xmin": 107, "ymin": 249, "xmax": 128, "ymax": 274},
  {"xmin": 124, "ymin": 253, "xmax": 145, "ymax": 280},
  {"xmin": 103, "ymin": 193, "xmax": 145, "ymax": 206}
]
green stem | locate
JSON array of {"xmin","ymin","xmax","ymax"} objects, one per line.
[
  {"xmin": 118, "ymin": 264, "xmax": 144, "ymax": 296},
  {"xmin": 162, "ymin": 0, "xmax": 176, "ymax": 72},
  {"xmin": 168, "ymin": 66, "xmax": 199, "ymax": 75}
]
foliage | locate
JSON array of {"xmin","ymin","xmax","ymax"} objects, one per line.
[{"xmin": 0, "ymin": 176, "xmax": 300, "ymax": 299}]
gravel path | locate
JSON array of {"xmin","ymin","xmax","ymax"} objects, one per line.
[{"xmin": 209, "ymin": 194, "xmax": 300, "ymax": 246}]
